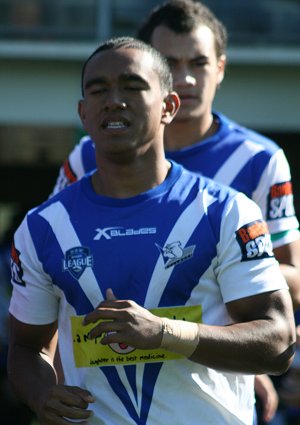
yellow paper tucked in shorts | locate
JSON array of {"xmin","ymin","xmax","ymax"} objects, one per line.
[{"xmin": 70, "ymin": 305, "xmax": 202, "ymax": 367}]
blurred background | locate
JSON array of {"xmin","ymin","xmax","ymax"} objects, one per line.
[{"xmin": 0, "ymin": 0, "xmax": 299, "ymax": 239}]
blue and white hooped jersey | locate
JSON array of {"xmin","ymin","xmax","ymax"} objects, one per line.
[
  {"xmin": 50, "ymin": 112, "xmax": 299, "ymax": 248},
  {"xmin": 11, "ymin": 162, "xmax": 287, "ymax": 425}
]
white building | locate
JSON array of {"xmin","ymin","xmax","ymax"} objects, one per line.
[{"xmin": 0, "ymin": 0, "xmax": 300, "ymax": 238}]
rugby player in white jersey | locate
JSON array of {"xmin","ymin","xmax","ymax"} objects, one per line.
[{"xmin": 8, "ymin": 36, "xmax": 296, "ymax": 425}]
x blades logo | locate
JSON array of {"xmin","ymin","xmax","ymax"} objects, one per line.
[
  {"xmin": 156, "ymin": 240, "xmax": 196, "ymax": 269},
  {"xmin": 94, "ymin": 227, "xmax": 156, "ymax": 240}
]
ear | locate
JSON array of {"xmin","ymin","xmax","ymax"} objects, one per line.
[
  {"xmin": 78, "ymin": 99, "xmax": 87, "ymax": 129},
  {"xmin": 216, "ymin": 54, "xmax": 226, "ymax": 87},
  {"xmin": 161, "ymin": 92, "xmax": 181, "ymax": 124}
]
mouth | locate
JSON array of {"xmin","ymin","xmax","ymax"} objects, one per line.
[
  {"xmin": 178, "ymin": 94, "xmax": 198, "ymax": 101},
  {"xmin": 101, "ymin": 118, "xmax": 130, "ymax": 130}
]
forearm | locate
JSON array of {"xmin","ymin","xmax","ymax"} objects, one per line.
[
  {"xmin": 279, "ymin": 263, "xmax": 300, "ymax": 310},
  {"xmin": 7, "ymin": 344, "xmax": 57, "ymax": 414},
  {"xmin": 161, "ymin": 318, "xmax": 295, "ymax": 375},
  {"xmin": 85, "ymin": 289, "xmax": 296, "ymax": 375},
  {"xmin": 273, "ymin": 241, "xmax": 300, "ymax": 310}
]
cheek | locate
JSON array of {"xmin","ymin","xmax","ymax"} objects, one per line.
[
  {"xmin": 142, "ymin": 107, "xmax": 163, "ymax": 133},
  {"xmin": 85, "ymin": 103, "xmax": 100, "ymax": 120},
  {"xmin": 200, "ymin": 71, "xmax": 219, "ymax": 95}
]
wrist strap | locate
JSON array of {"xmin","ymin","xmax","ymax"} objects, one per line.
[{"xmin": 160, "ymin": 317, "xmax": 199, "ymax": 357}]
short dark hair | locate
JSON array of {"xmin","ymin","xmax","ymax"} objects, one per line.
[
  {"xmin": 81, "ymin": 36, "xmax": 173, "ymax": 97},
  {"xmin": 137, "ymin": 0, "xmax": 227, "ymax": 59}
]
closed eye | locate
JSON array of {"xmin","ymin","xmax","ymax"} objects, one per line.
[
  {"xmin": 90, "ymin": 88, "xmax": 107, "ymax": 94},
  {"xmin": 191, "ymin": 56, "xmax": 209, "ymax": 67},
  {"xmin": 124, "ymin": 85, "xmax": 144, "ymax": 91},
  {"xmin": 193, "ymin": 60, "xmax": 208, "ymax": 67}
]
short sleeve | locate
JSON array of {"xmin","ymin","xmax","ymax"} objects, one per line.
[
  {"xmin": 215, "ymin": 192, "xmax": 288, "ymax": 303},
  {"xmin": 9, "ymin": 214, "xmax": 59, "ymax": 324}
]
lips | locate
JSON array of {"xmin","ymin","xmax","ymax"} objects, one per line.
[
  {"xmin": 178, "ymin": 94, "xmax": 198, "ymax": 101},
  {"xmin": 101, "ymin": 117, "xmax": 130, "ymax": 130}
]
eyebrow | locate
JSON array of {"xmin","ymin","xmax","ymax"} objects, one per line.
[
  {"xmin": 166, "ymin": 54, "xmax": 209, "ymax": 62},
  {"xmin": 84, "ymin": 73, "xmax": 150, "ymax": 92},
  {"xmin": 84, "ymin": 77, "xmax": 106, "ymax": 92},
  {"xmin": 120, "ymin": 73, "xmax": 150, "ymax": 88}
]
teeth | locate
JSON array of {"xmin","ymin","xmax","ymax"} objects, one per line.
[{"xmin": 107, "ymin": 122, "xmax": 126, "ymax": 129}]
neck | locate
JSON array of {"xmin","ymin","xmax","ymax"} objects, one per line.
[
  {"xmin": 164, "ymin": 113, "xmax": 218, "ymax": 151},
  {"xmin": 92, "ymin": 151, "xmax": 171, "ymax": 199}
]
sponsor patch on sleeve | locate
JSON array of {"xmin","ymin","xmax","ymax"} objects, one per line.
[
  {"xmin": 10, "ymin": 241, "xmax": 26, "ymax": 286},
  {"xmin": 267, "ymin": 181, "xmax": 295, "ymax": 220},
  {"xmin": 63, "ymin": 158, "xmax": 77, "ymax": 184},
  {"xmin": 236, "ymin": 219, "xmax": 274, "ymax": 261}
]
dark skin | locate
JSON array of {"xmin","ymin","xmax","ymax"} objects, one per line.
[
  {"xmin": 274, "ymin": 241, "xmax": 300, "ymax": 310},
  {"xmin": 8, "ymin": 47, "xmax": 296, "ymax": 424}
]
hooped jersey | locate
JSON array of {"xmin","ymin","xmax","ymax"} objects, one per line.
[
  {"xmin": 51, "ymin": 112, "xmax": 299, "ymax": 248},
  {"xmin": 10, "ymin": 162, "xmax": 288, "ymax": 425}
]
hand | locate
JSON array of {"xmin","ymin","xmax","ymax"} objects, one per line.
[
  {"xmin": 83, "ymin": 288, "xmax": 163, "ymax": 349},
  {"xmin": 37, "ymin": 384, "xmax": 94, "ymax": 424},
  {"xmin": 255, "ymin": 374, "xmax": 278, "ymax": 422}
]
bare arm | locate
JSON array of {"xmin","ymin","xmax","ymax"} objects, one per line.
[
  {"xmin": 8, "ymin": 315, "xmax": 94, "ymax": 424},
  {"xmin": 274, "ymin": 240, "xmax": 300, "ymax": 310},
  {"xmin": 189, "ymin": 289, "xmax": 295, "ymax": 374},
  {"xmin": 84, "ymin": 288, "xmax": 296, "ymax": 376}
]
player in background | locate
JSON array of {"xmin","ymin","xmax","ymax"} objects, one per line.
[
  {"xmin": 51, "ymin": 0, "xmax": 300, "ymax": 311},
  {"xmin": 8, "ymin": 36, "xmax": 296, "ymax": 425}
]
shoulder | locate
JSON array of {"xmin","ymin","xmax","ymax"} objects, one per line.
[
  {"xmin": 31, "ymin": 177, "xmax": 86, "ymax": 221},
  {"xmin": 70, "ymin": 135, "xmax": 95, "ymax": 161},
  {"xmin": 180, "ymin": 165, "xmax": 239, "ymax": 205},
  {"xmin": 216, "ymin": 112, "xmax": 281, "ymax": 155},
  {"xmin": 77, "ymin": 135, "xmax": 94, "ymax": 148}
]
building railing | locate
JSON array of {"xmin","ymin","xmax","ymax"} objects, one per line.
[{"xmin": 0, "ymin": 0, "xmax": 300, "ymax": 46}]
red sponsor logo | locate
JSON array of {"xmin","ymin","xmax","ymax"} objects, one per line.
[
  {"xmin": 11, "ymin": 241, "xmax": 25, "ymax": 286},
  {"xmin": 267, "ymin": 181, "xmax": 295, "ymax": 220},
  {"xmin": 236, "ymin": 220, "xmax": 269, "ymax": 244},
  {"xmin": 236, "ymin": 220, "xmax": 273, "ymax": 261},
  {"xmin": 270, "ymin": 182, "xmax": 293, "ymax": 199},
  {"xmin": 63, "ymin": 159, "xmax": 77, "ymax": 183}
]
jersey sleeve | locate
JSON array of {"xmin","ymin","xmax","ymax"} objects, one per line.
[
  {"xmin": 50, "ymin": 136, "xmax": 91, "ymax": 197},
  {"xmin": 215, "ymin": 192, "xmax": 288, "ymax": 303},
  {"xmin": 252, "ymin": 149, "xmax": 299, "ymax": 247},
  {"xmin": 9, "ymin": 214, "xmax": 59, "ymax": 325}
]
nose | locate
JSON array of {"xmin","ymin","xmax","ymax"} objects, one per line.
[
  {"xmin": 103, "ymin": 89, "xmax": 127, "ymax": 111},
  {"xmin": 173, "ymin": 67, "xmax": 196, "ymax": 88}
]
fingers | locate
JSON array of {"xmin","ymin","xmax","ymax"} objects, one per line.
[
  {"xmin": 106, "ymin": 287, "xmax": 117, "ymax": 300},
  {"xmin": 83, "ymin": 290, "xmax": 132, "ymax": 326},
  {"xmin": 87, "ymin": 320, "xmax": 122, "ymax": 341},
  {"xmin": 38, "ymin": 385, "xmax": 94, "ymax": 424},
  {"xmin": 68, "ymin": 386, "xmax": 95, "ymax": 404},
  {"xmin": 262, "ymin": 394, "xmax": 278, "ymax": 422}
]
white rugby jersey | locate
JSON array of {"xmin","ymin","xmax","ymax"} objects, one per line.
[
  {"xmin": 11, "ymin": 162, "xmax": 288, "ymax": 425},
  {"xmin": 50, "ymin": 112, "xmax": 299, "ymax": 248}
]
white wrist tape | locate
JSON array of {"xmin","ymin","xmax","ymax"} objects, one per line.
[{"xmin": 160, "ymin": 317, "xmax": 199, "ymax": 357}]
